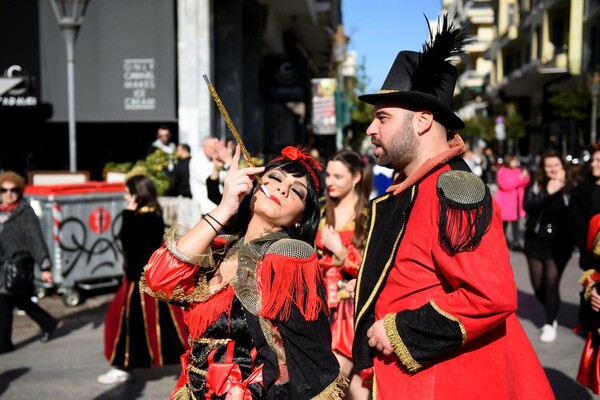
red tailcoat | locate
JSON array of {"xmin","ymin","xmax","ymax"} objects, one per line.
[{"xmin": 353, "ymin": 151, "xmax": 553, "ymax": 400}]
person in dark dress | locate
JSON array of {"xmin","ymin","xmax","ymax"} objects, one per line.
[
  {"xmin": 523, "ymin": 149, "xmax": 574, "ymax": 343},
  {"xmin": 98, "ymin": 174, "xmax": 188, "ymax": 384},
  {"xmin": 169, "ymin": 143, "xmax": 193, "ymax": 198}
]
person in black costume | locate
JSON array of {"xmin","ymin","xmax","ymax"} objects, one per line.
[
  {"xmin": 568, "ymin": 146, "xmax": 600, "ymax": 270},
  {"xmin": 98, "ymin": 174, "xmax": 188, "ymax": 384},
  {"xmin": 523, "ymin": 149, "xmax": 574, "ymax": 343},
  {"xmin": 169, "ymin": 143, "xmax": 193, "ymax": 198}
]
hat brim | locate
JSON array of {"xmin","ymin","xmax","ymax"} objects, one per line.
[{"xmin": 359, "ymin": 91, "xmax": 465, "ymax": 131}]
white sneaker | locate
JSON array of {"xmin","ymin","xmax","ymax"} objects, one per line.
[
  {"xmin": 97, "ymin": 368, "xmax": 133, "ymax": 384},
  {"xmin": 540, "ymin": 321, "xmax": 557, "ymax": 343}
]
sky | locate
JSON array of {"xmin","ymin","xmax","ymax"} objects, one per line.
[{"xmin": 342, "ymin": 0, "xmax": 443, "ymax": 92}]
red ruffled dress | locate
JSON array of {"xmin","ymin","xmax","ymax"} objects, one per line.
[
  {"xmin": 576, "ymin": 214, "xmax": 600, "ymax": 393},
  {"xmin": 315, "ymin": 217, "xmax": 362, "ymax": 359}
]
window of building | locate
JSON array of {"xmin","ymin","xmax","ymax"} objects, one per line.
[
  {"xmin": 535, "ymin": 26, "xmax": 542, "ymax": 60},
  {"xmin": 551, "ymin": 18, "xmax": 565, "ymax": 55},
  {"xmin": 508, "ymin": 4, "xmax": 515, "ymax": 26}
]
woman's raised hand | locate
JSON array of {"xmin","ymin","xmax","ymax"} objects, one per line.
[{"xmin": 219, "ymin": 146, "xmax": 264, "ymax": 217}]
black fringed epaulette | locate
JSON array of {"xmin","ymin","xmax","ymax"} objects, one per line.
[{"xmin": 437, "ymin": 170, "xmax": 492, "ymax": 256}]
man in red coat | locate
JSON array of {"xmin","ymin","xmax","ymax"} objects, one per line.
[{"xmin": 350, "ymin": 15, "xmax": 554, "ymax": 399}]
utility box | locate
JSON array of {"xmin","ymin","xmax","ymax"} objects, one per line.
[{"xmin": 25, "ymin": 182, "xmax": 126, "ymax": 306}]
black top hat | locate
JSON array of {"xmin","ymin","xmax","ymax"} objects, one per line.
[{"xmin": 359, "ymin": 15, "xmax": 470, "ymax": 131}]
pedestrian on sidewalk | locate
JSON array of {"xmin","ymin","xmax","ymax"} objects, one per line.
[
  {"xmin": 0, "ymin": 171, "xmax": 60, "ymax": 354},
  {"xmin": 98, "ymin": 175, "xmax": 188, "ymax": 384},
  {"xmin": 495, "ymin": 154, "xmax": 530, "ymax": 250},
  {"xmin": 523, "ymin": 149, "xmax": 574, "ymax": 343}
]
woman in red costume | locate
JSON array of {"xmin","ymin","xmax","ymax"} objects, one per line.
[
  {"xmin": 574, "ymin": 147, "xmax": 600, "ymax": 393},
  {"xmin": 316, "ymin": 149, "xmax": 371, "ymax": 399},
  {"xmin": 141, "ymin": 146, "xmax": 347, "ymax": 399},
  {"xmin": 99, "ymin": 175, "xmax": 188, "ymax": 384}
]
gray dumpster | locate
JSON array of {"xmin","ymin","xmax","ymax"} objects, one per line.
[{"xmin": 25, "ymin": 182, "xmax": 126, "ymax": 306}]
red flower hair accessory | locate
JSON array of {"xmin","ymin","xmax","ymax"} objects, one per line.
[{"xmin": 270, "ymin": 146, "xmax": 323, "ymax": 192}]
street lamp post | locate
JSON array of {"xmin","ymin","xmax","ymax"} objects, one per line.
[
  {"xmin": 589, "ymin": 72, "xmax": 600, "ymax": 146},
  {"xmin": 49, "ymin": 0, "xmax": 90, "ymax": 172}
]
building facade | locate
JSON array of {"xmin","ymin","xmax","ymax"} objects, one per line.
[{"xmin": 446, "ymin": 0, "xmax": 600, "ymax": 158}]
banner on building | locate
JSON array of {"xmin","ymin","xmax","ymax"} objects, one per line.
[
  {"xmin": 39, "ymin": 0, "xmax": 176, "ymax": 122},
  {"xmin": 262, "ymin": 57, "xmax": 308, "ymax": 102},
  {"xmin": 311, "ymin": 78, "xmax": 337, "ymax": 135},
  {"xmin": 0, "ymin": 1, "xmax": 40, "ymax": 109}
]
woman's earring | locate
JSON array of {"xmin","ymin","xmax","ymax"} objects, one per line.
[{"xmin": 294, "ymin": 223, "xmax": 301, "ymax": 228}]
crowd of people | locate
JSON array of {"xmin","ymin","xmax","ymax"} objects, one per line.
[{"xmin": 4, "ymin": 13, "xmax": 600, "ymax": 400}]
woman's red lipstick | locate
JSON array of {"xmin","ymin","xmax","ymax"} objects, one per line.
[{"xmin": 269, "ymin": 196, "xmax": 281, "ymax": 205}]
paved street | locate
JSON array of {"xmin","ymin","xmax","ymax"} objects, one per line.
[{"xmin": 0, "ymin": 249, "xmax": 596, "ymax": 399}]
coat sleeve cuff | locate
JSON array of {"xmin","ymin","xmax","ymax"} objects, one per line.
[
  {"xmin": 386, "ymin": 301, "xmax": 465, "ymax": 371},
  {"xmin": 383, "ymin": 313, "xmax": 423, "ymax": 373}
]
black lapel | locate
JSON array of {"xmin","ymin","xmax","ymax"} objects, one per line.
[{"xmin": 352, "ymin": 186, "xmax": 417, "ymax": 369}]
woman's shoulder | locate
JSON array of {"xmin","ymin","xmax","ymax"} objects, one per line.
[{"xmin": 265, "ymin": 238, "xmax": 316, "ymax": 260}]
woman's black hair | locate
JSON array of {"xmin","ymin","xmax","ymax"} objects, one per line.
[
  {"xmin": 126, "ymin": 175, "xmax": 162, "ymax": 217},
  {"xmin": 232, "ymin": 158, "xmax": 323, "ymax": 244}
]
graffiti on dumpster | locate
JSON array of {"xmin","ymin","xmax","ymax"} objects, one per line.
[{"xmin": 58, "ymin": 211, "xmax": 124, "ymax": 277}]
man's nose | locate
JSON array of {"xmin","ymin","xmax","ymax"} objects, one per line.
[{"xmin": 366, "ymin": 120, "xmax": 377, "ymax": 136}]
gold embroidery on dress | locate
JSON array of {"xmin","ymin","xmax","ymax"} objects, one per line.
[
  {"xmin": 259, "ymin": 317, "xmax": 288, "ymax": 383},
  {"xmin": 311, "ymin": 371, "xmax": 349, "ymax": 399},
  {"xmin": 163, "ymin": 224, "xmax": 221, "ymax": 267},
  {"xmin": 136, "ymin": 206, "xmax": 156, "ymax": 215},
  {"xmin": 581, "ymin": 269, "xmax": 597, "ymax": 301},
  {"xmin": 171, "ymin": 385, "xmax": 191, "ymax": 400},
  {"xmin": 140, "ymin": 271, "xmax": 211, "ymax": 303}
]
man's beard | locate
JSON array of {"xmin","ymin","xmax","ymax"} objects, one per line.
[{"xmin": 374, "ymin": 113, "xmax": 417, "ymax": 171}]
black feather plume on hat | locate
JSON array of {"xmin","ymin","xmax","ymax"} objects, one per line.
[{"xmin": 409, "ymin": 14, "xmax": 472, "ymax": 94}]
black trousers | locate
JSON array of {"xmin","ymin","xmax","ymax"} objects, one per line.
[{"xmin": 0, "ymin": 292, "xmax": 57, "ymax": 352}]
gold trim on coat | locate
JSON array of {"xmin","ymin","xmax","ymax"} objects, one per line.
[
  {"xmin": 430, "ymin": 300, "xmax": 467, "ymax": 345},
  {"xmin": 354, "ymin": 186, "xmax": 416, "ymax": 329},
  {"xmin": 383, "ymin": 313, "xmax": 422, "ymax": 373}
]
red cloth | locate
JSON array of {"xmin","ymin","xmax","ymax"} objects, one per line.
[
  {"xmin": 0, "ymin": 202, "xmax": 18, "ymax": 212},
  {"xmin": 577, "ymin": 267, "xmax": 600, "ymax": 393},
  {"xmin": 587, "ymin": 214, "xmax": 600, "ymax": 252},
  {"xmin": 494, "ymin": 166, "xmax": 529, "ymax": 222},
  {"xmin": 103, "ymin": 278, "xmax": 188, "ymax": 367},
  {"xmin": 373, "ymin": 165, "xmax": 553, "ymax": 400},
  {"xmin": 578, "ymin": 329, "xmax": 600, "ymax": 393},
  {"xmin": 315, "ymin": 219, "xmax": 361, "ymax": 358}
]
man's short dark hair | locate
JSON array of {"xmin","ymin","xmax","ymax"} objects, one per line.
[{"xmin": 179, "ymin": 143, "xmax": 191, "ymax": 153}]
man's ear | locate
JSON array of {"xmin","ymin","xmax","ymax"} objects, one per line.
[{"xmin": 414, "ymin": 111, "xmax": 434, "ymax": 135}]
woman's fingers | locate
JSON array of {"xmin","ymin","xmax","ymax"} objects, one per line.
[{"xmin": 228, "ymin": 145, "xmax": 241, "ymax": 173}]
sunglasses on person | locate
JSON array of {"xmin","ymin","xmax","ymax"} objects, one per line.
[{"xmin": 0, "ymin": 187, "xmax": 19, "ymax": 194}]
